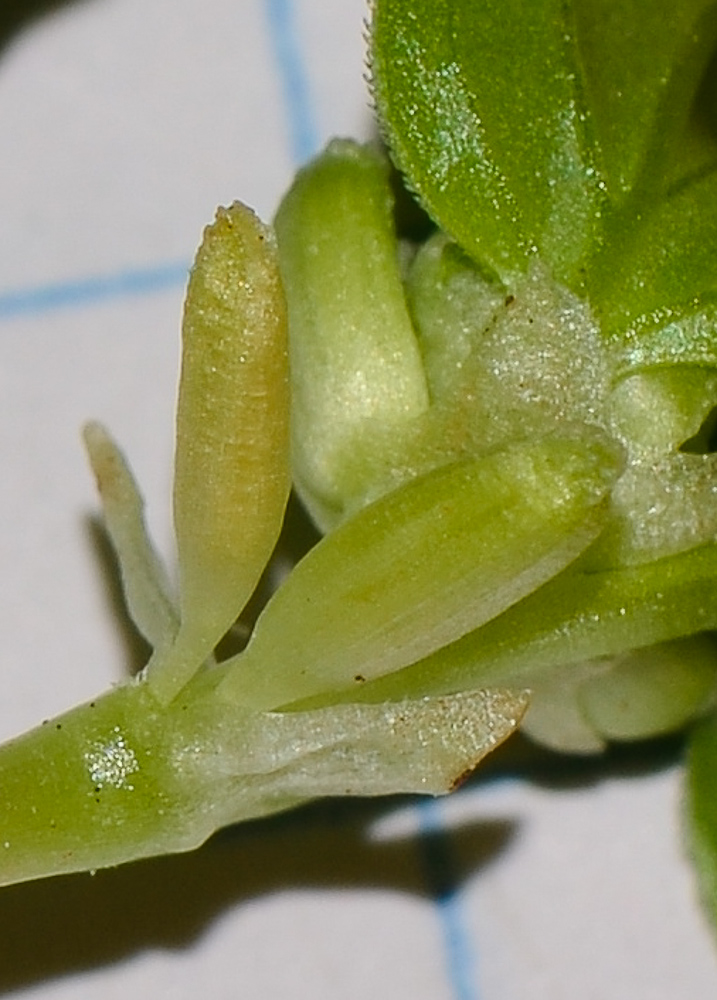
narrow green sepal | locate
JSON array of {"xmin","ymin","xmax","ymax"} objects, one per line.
[{"xmin": 83, "ymin": 421, "xmax": 179, "ymax": 653}]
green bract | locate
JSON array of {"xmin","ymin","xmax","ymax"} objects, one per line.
[{"xmin": 2, "ymin": 1, "xmax": 717, "ymax": 954}]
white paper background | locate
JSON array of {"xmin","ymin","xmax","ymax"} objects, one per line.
[{"xmin": 1, "ymin": 1, "xmax": 717, "ymax": 997}]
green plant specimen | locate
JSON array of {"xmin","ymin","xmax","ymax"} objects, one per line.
[{"xmin": 3, "ymin": 0, "xmax": 717, "ymax": 946}]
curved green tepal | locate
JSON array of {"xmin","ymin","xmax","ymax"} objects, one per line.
[
  {"xmin": 274, "ymin": 139, "xmax": 429, "ymax": 530},
  {"xmin": 222, "ymin": 431, "xmax": 622, "ymax": 710}
]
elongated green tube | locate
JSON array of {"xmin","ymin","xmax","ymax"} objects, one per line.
[
  {"xmin": 0, "ymin": 684, "xmax": 190, "ymax": 886},
  {"xmin": 221, "ymin": 430, "xmax": 622, "ymax": 710},
  {"xmin": 150, "ymin": 202, "xmax": 290, "ymax": 703},
  {"xmin": 0, "ymin": 676, "xmax": 526, "ymax": 887}
]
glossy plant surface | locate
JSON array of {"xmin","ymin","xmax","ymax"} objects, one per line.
[{"xmin": 2, "ymin": 0, "xmax": 717, "ymax": 939}]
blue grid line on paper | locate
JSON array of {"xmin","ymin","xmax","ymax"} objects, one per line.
[
  {"xmin": 265, "ymin": 0, "xmax": 320, "ymax": 164},
  {"xmin": 0, "ymin": 0, "xmax": 318, "ymax": 325},
  {"xmin": 0, "ymin": 260, "xmax": 189, "ymax": 321},
  {"xmin": 417, "ymin": 798, "xmax": 481, "ymax": 1000}
]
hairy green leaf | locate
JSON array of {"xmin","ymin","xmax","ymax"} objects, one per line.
[{"xmin": 370, "ymin": 0, "xmax": 606, "ymax": 286}]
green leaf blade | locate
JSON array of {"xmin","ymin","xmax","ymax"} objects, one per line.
[
  {"xmin": 370, "ymin": 0, "xmax": 606, "ymax": 286},
  {"xmin": 574, "ymin": 0, "xmax": 717, "ymax": 199},
  {"xmin": 594, "ymin": 169, "xmax": 717, "ymax": 339}
]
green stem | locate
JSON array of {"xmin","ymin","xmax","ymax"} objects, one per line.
[{"xmin": 0, "ymin": 670, "xmax": 526, "ymax": 887}]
